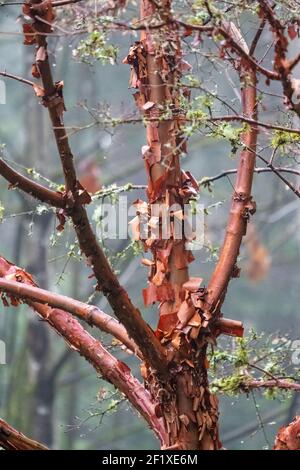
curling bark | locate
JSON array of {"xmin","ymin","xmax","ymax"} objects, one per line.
[
  {"xmin": 23, "ymin": 0, "xmax": 168, "ymax": 377},
  {"xmin": 124, "ymin": 0, "xmax": 220, "ymax": 449},
  {"xmin": 0, "ymin": 256, "xmax": 166, "ymax": 443}
]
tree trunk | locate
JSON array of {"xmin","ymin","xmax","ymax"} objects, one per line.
[{"xmin": 125, "ymin": 0, "xmax": 221, "ymax": 449}]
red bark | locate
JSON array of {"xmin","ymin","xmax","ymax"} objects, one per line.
[
  {"xmin": 0, "ymin": 418, "xmax": 48, "ymax": 450},
  {"xmin": 0, "ymin": 0, "xmax": 297, "ymax": 451},
  {"xmin": 203, "ymin": 23, "xmax": 258, "ymax": 318},
  {"xmin": 0, "ymin": 157, "xmax": 66, "ymax": 208},
  {"xmin": 0, "ymin": 256, "xmax": 166, "ymax": 444},
  {"xmin": 0, "ymin": 277, "xmax": 139, "ymax": 356},
  {"xmin": 124, "ymin": 0, "xmax": 221, "ymax": 450},
  {"xmin": 23, "ymin": 0, "xmax": 168, "ymax": 377},
  {"xmin": 274, "ymin": 416, "xmax": 300, "ymax": 450}
]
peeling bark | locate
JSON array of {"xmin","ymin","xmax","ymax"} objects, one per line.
[
  {"xmin": 21, "ymin": 0, "xmax": 168, "ymax": 377},
  {"xmin": 274, "ymin": 416, "xmax": 300, "ymax": 450},
  {"xmin": 125, "ymin": 0, "xmax": 221, "ymax": 450},
  {"xmin": 0, "ymin": 256, "xmax": 166, "ymax": 444},
  {"xmin": 0, "ymin": 278, "xmax": 140, "ymax": 357}
]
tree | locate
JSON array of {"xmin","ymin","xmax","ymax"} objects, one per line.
[{"xmin": 0, "ymin": 0, "xmax": 299, "ymax": 450}]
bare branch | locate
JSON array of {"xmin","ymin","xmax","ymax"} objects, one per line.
[
  {"xmin": 0, "ymin": 277, "xmax": 140, "ymax": 357},
  {"xmin": 0, "ymin": 157, "xmax": 66, "ymax": 208},
  {"xmin": 249, "ymin": 17, "xmax": 266, "ymax": 56},
  {"xmin": 21, "ymin": 0, "xmax": 168, "ymax": 376},
  {"xmin": 258, "ymin": 0, "xmax": 300, "ymax": 117},
  {"xmin": 0, "ymin": 256, "xmax": 167, "ymax": 444},
  {"xmin": 0, "ymin": 71, "xmax": 35, "ymax": 87},
  {"xmin": 204, "ymin": 25, "xmax": 259, "ymax": 315},
  {"xmin": 246, "ymin": 379, "xmax": 300, "ymax": 392},
  {"xmin": 200, "ymin": 166, "xmax": 300, "ymax": 187},
  {"xmin": 216, "ymin": 24, "xmax": 279, "ymax": 81},
  {"xmin": 256, "ymin": 153, "xmax": 300, "ymax": 199},
  {"xmin": 0, "ymin": 418, "xmax": 48, "ymax": 450}
]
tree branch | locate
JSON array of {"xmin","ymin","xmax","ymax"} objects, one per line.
[
  {"xmin": 0, "ymin": 256, "xmax": 167, "ymax": 444},
  {"xmin": 258, "ymin": 0, "xmax": 300, "ymax": 117},
  {"xmin": 256, "ymin": 153, "xmax": 300, "ymax": 199},
  {"xmin": 20, "ymin": 0, "xmax": 168, "ymax": 376},
  {"xmin": 208, "ymin": 115, "xmax": 300, "ymax": 136},
  {"xmin": 245, "ymin": 379, "xmax": 300, "ymax": 392},
  {"xmin": 204, "ymin": 25, "xmax": 259, "ymax": 315},
  {"xmin": 0, "ymin": 157, "xmax": 66, "ymax": 208},
  {"xmin": 202, "ymin": 158, "xmax": 300, "ymax": 204},
  {"xmin": 0, "ymin": 276, "xmax": 140, "ymax": 357},
  {"xmin": 0, "ymin": 418, "xmax": 48, "ymax": 450},
  {"xmin": 249, "ymin": 17, "xmax": 266, "ymax": 57},
  {"xmin": 215, "ymin": 22, "xmax": 279, "ymax": 80}
]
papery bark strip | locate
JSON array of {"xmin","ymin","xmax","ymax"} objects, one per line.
[{"xmin": 23, "ymin": 0, "xmax": 168, "ymax": 376}]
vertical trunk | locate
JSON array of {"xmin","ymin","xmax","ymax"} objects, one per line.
[
  {"xmin": 203, "ymin": 26, "xmax": 258, "ymax": 317},
  {"xmin": 125, "ymin": 0, "xmax": 221, "ymax": 449}
]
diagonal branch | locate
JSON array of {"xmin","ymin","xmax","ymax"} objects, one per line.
[
  {"xmin": 204, "ymin": 25, "xmax": 259, "ymax": 315},
  {"xmin": 0, "ymin": 256, "xmax": 166, "ymax": 444},
  {"xmin": 245, "ymin": 379, "xmax": 300, "ymax": 392},
  {"xmin": 17, "ymin": 0, "xmax": 168, "ymax": 376},
  {"xmin": 0, "ymin": 419, "xmax": 48, "ymax": 450},
  {"xmin": 249, "ymin": 17, "xmax": 266, "ymax": 57},
  {"xmin": 258, "ymin": 0, "xmax": 300, "ymax": 118},
  {"xmin": 0, "ymin": 276, "xmax": 140, "ymax": 357},
  {"xmin": 217, "ymin": 23, "xmax": 279, "ymax": 81},
  {"xmin": 0, "ymin": 157, "xmax": 66, "ymax": 208}
]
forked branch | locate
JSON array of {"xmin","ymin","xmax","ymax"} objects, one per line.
[
  {"xmin": 17, "ymin": 0, "xmax": 168, "ymax": 376},
  {"xmin": 0, "ymin": 256, "xmax": 166, "ymax": 443}
]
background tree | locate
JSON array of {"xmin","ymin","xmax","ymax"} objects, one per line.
[{"xmin": 0, "ymin": 0, "xmax": 299, "ymax": 450}]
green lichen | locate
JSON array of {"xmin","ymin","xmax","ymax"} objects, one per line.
[{"xmin": 73, "ymin": 31, "xmax": 118, "ymax": 65}]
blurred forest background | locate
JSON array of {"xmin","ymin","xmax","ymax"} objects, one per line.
[{"xmin": 0, "ymin": 1, "xmax": 299, "ymax": 450}]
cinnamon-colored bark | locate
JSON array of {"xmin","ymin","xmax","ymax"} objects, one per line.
[
  {"xmin": 0, "ymin": 418, "xmax": 48, "ymax": 450},
  {"xmin": 0, "ymin": 256, "xmax": 166, "ymax": 443},
  {"xmin": 124, "ymin": 0, "xmax": 220, "ymax": 450},
  {"xmin": 24, "ymin": 0, "xmax": 168, "ymax": 377},
  {"xmin": 204, "ymin": 28, "xmax": 258, "ymax": 316},
  {"xmin": 258, "ymin": 0, "xmax": 300, "ymax": 118},
  {"xmin": 0, "ymin": 0, "xmax": 294, "ymax": 451},
  {"xmin": 0, "ymin": 277, "xmax": 139, "ymax": 356},
  {"xmin": 274, "ymin": 416, "xmax": 300, "ymax": 450}
]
